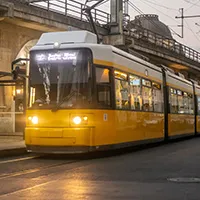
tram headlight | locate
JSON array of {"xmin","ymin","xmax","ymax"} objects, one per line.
[
  {"xmin": 72, "ymin": 116, "xmax": 88, "ymax": 125},
  {"xmin": 28, "ymin": 116, "xmax": 39, "ymax": 125},
  {"xmin": 72, "ymin": 116, "xmax": 82, "ymax": 125}
]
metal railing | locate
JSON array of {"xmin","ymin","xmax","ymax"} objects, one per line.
[
  {"xmin": 126, "ymin": 28, "xmax": 200, "ymax": 64},
  {"xmin": 27, "ymin": 0, "xmax": 110, "ymax": 25}
]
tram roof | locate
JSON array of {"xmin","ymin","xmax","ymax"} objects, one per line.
[
  {"xmin": 31, "ymin": 38, "xmax": 193, "ymax": 87},
  {"xmin": 31, "ymin": 42, "xmax": 162, "ymax": 71}
]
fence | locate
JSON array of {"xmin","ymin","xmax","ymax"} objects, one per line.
[
  {"xmin": 27, "ymin": 0, "xmax": 110, "ymax": 25},
  {"xmin": 126, "ymin": 29, "xmax": 200, "ymax": 64}
]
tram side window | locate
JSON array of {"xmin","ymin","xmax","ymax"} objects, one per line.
[
  {"xmin": 142, "ymin": 79, "xmax": 153, "ymax": 112},
  {"xmin": 197, "ymin": 96, "xmax": 200, "ymax": 115},
  {"xmin": 170, "ymin": 88, "xmax": 178, "ymax": 113},
  {"xmin": 115, "ymin": 71, "xmax": 130, "ymax": 109},
  {"xmin": 177, "ymin": 90, "xmax": 184, "ymax": 114},
  {"xmin": 188, "ymin": 93, "xmax": 194, "ymax": 114},
  {"xmin": 152, "ymin": 82, "xmax": 163, "ymax": 112},
  {"xmin": 96, "ymin": 67, "xmax": 111, "ymax": 107},
  {"xmin": 96, "ymin": 67, "xmax": 110, "ymax": 83},
  {"xmin": 129, "ymin": 75, "xmax": 142, "ymax": 110},
  {"xmin": 170, "ymin": 88, "xmax": 193, "ymax": 114},
  {"xmin": 183, "ymin": 92, "xmax": 189, "ymax": 114}
]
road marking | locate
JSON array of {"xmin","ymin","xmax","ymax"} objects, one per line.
[
  {"xmin": 0, "ymin": 168, "xmax": 44, "ymax": 180},
  {"xmin": 0, "ymin": 180, "xmax": 56, "ymax": 198},
  {"xmin": 168, "ymin": 177, "xmax": 200, "ymax": 183},
  {"xmin": 0, "ymin": 156, "xmax": 39, "ymax": 164}
]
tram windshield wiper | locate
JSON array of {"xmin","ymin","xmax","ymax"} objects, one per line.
[
  {"xmin": 51, "ymin": 90, "xmax": 82, "ymax": 112},
  {"xmin": 33, "ymin": 98, "xmax": 47, "ymax": 108}
]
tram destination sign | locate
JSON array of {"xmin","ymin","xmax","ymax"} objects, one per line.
[{"xmin": 35, "ymin": 51, "xmax": 77, "ymax": 63}]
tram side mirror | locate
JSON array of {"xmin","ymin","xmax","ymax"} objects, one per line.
[{"xmin": 12, "ymin": 66, "xmax": 20, "ymax": 80}]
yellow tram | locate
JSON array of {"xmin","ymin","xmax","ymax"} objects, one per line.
[{"xmin": 25, "ymin": 31, "xmax": 199, "ymax": 153}]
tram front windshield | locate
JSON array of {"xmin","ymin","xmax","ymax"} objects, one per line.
[{"xmin": 29, "ymin": 49, "xmax": 93, "ymax": 109}]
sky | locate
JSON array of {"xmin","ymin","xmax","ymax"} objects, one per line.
[{"xmin": 82, "ymin": 0, "xmax": 200, "ymax": 52}]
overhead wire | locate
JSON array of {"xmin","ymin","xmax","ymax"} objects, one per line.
[
  {"xmin": 140, "ymin": 0, "xmax": 178, "ymax": 11},
  {"xmin": 175, "ymin": 7, "xmax": 200, "ymax": 44},
  {"xmin": 168, "ymin": 27, "xmax": 182, "ymax": 38},
  {"xmin": 128, "ymin": 1, "xmax": 169, "ymax": 32},
  {"xmin": 84, "ymin": 0, "xmax": 109, "ymax": 8},
  {"xmin": 136, "ymin": 0, "xmax": 185, "ymax": 38},
  {"xmin": 184, "ymin": 19, "xmax": 200, "ymax": 43},
  {"xmin": 185, "ymin": 0, "xmax": 200, "ymax": 11},
  {"xmin": 184, "ymin": 0, "xmax": 200, "ymax": 36},
  {"xmin": 128, "ymin": 1, "xmax": 144, "ymax": 15},
  {"xmin": 97, "ymin": 0, "xmax": 109, "ymax": 7},
  {"xmin": 128, "ymin": 0, "xmax": 179, "ymax": 38},
  {"xmin": 182, "ymin": 1, "xmax": 200, "ymax": 33},
  {"xmin": 139, "ymin": 0, "xmax": 200, "ymax": 45},
  {"xmin": 139, "ymin": 0, "xmax": 180, "ymax": 24}
]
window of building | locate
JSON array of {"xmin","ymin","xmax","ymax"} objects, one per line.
[
  {"xmin": 115, "ymin": 71, "xmax": 130, "ymax": 109},
  {"xmin": 129, "ymin": 75, "xmax": 142, "ymax": 110}
]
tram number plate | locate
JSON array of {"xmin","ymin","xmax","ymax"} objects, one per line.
[
  {"xmin": 103, "ymin": 113, "xmax": 108, "ymax": 121},
  {"xmin": 39, "ymin": 130, "xmax": 63, "ymax": 138}
]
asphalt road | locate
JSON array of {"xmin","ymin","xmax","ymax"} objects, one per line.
[{"xmin": 0, "ymin": 137, "xmax": 200, "ymax": 199}]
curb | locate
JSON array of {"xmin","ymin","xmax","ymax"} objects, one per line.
[{"xmin": 0, "ymin": 148, "xmax": 27, "ymax": 158}]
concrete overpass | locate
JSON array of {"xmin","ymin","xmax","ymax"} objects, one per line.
[{"xmin": 0, "ymin": 0, "xmax": 108, "ymax": 33}]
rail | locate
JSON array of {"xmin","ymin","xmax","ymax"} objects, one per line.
[
  {"xmin": 26, "ymin": 0, "xmax": 110, "ymax": 25},
  {"xmin": 126, "ymin": 28, "xmax": 200, "ymax": 64}
]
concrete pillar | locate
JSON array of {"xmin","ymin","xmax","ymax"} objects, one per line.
[
  {"xmin": 0, "ymin": 21, "xmax": 42, "ymax": 113},
  {"xmin": 110, "ymin": 0, "xmax": 123, "ymax": 34},
  {"xmin": 11, "ymin": 100, "xmax": 15, "ymax": 133},
  {"xmin": 103, "ymin": 0, "xmax": 125, "ymax": 46},
  {"xmin": 123, "ymin": 0, "xmax": 129, "ymax": 16}
]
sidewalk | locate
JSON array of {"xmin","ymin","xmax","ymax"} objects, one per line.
[{"xmin": 0, "ymin": 135, "xmax": 27, "ymax": 157}]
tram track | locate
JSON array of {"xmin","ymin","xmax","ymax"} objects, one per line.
[
  {"xmin": 0, "ymin": 158, "xmax": 91, "ymax": 198},
  {"xmin": 0, "ymin": 159, "xmax": 80, "ymax": 180},
  {"xmin": 0, "ymin": 154, "xmax": 85, "ymax": 181},
  {"xmin": 0, "ymin": 154, "xmax": 94, "ymax": 198},
  {"xmin": 0, "ymin": 155, "xmax": 40, "ymax": 164},
  {"xmin": 0, "ymin": 144, "xmax": 167, "ymax": 181}
]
